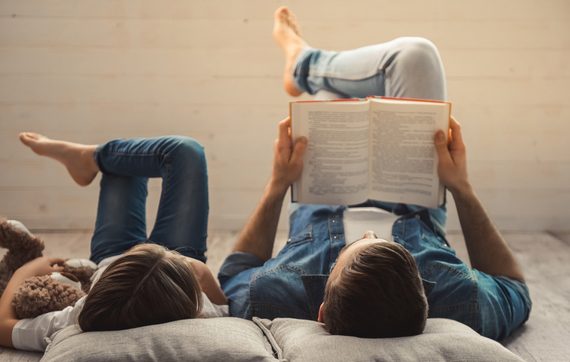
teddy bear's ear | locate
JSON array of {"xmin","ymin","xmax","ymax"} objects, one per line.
[
  {"xmin": 12, "ymin": 276, "xmax": 85, "ymax": 319},
  {"xmin": 0, "ymin": 219, "xmax": 45, "ymax": 295},
  {"xmin": 63, "ymin": 259, "xmax": 98, "ymax": 293},
  {"xmin": 0, "ymin": 218, "xmax": 44, "ymax": 256},
  {"xmin": 5, "ymin": 220, "xmax": 33, "ymax": 236}
]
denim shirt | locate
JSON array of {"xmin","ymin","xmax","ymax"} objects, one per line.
[{"xmin": 218, "ymin": 204, "xmax": 532, "ymax": 341}]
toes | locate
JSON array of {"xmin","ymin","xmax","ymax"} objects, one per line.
[
  {"xmin": 273, "ymin": 7, "xmax": 300, "ymax": 36},
  {"xmin": 275, "ymin": 6, "xmax": 288, "ymax": 20},
  {"xmin": 19, "ymin": 132, "xmax": 45, "ymax": 145},
  {"xmin": 19, "ymin": 132, "xmax": 34, "ymax": 146}
]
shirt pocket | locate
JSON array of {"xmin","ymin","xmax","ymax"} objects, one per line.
[{"xmin": 286, "ymin": 224, "xmax": 313, "ymax": 246}]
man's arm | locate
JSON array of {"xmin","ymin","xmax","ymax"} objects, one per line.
[
  {"xmin": 434, "ymin": 117, "xmax": 525, "ymax": 282},
  {"xmin": 232, "ymin": 118, "xmax": 307, "ymax": 262},
  {"xmin": 0, "ymin": 257, "xmax": 64, "ymax": 348}
]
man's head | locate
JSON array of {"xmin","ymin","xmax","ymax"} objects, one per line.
[
  {"xmin": 78, "ymin": 243, "xmax": 202, "ymax": 331},
  {"xmin": 319, "ymin": 232, "xmax": 428, "ymax": 338}
]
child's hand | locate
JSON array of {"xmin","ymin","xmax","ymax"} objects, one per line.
[{"xmin": 15, "ymin": 257, "xmax": 65, "ymax": 278}]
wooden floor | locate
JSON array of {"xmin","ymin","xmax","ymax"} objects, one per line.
[{"xmin": 0, "ymin": 230, "xmax": 569, "ymax": 361}]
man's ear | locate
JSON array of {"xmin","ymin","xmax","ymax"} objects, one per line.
[{"xmin": 317, "ymin": 303, "xmax": 324, "ymax": 323}]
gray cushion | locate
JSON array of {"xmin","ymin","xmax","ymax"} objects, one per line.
[
  {"xmin": 257, "ymin": 318, "xmax": 524, "ymax": 362},
  {"xmin": 41, "ymin": 317, "xmax": 276, "ymax": 362},
  {"xmin": 41, "ymin": 317, "xmax": 523, "ymax": 362}
]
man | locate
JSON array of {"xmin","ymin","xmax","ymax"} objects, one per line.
[{"xmin": 218, "ymin": 7, "xmax": 531, "ymax": 341}]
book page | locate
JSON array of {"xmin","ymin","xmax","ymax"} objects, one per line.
[
  {"xmin": 368, "ymin": 99, "xmax": 449, "ymax": 208},
  {"xmin": 291, "ymin": 101, "xmax": 369, "ymax": 205}
]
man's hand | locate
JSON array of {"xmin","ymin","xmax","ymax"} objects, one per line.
[
  {"xmin": 270, "ymin": 117, "xmax": 308, "ymax": 193},
  {"xmin": 15, "ymin": 257, "xmax": 65, "ymax": 279},
  {"xmin": 434, "ymin": 116, "xmax": 471, "ymax": 195}
]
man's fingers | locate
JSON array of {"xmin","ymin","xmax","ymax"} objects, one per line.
[
  {"xmin": 278, "ymin": 117, "xmax": 292, "ymax": 148},
  {"xmin": 434, "ymin": 130, "xmax": 453, "ymax": 166},
  {"xmin": 290, "ymin": 137, "xmax": 308, "ymax": 165},
  {"xmin": 449, "ymin": 116, "xmax": 465, "ymax": 150}
]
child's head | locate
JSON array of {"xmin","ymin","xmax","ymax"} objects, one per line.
[{"xmin": 78, "ymin": 243, "xmax": 202, "ymax": 331}]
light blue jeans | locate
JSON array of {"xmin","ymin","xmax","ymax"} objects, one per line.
[
  {"xmin": 293, "ymin": 37, "xmax": 447, "ymax": 101},
  {"xmin": 89, "ymin": 136, "xmax": 209, "ymax": 264}
]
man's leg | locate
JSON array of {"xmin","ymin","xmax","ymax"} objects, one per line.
[
  {"xmin": 273, "ymin": 8, "xmax": 447, "ymax": 101},
  {"xmin": 274, "ymin": 7, "xmax": 448, "ymax": 228}
]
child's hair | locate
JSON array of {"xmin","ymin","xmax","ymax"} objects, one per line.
[{"xmin": 78, "ymin": 243, "xmax": 202, "ymax": 331}]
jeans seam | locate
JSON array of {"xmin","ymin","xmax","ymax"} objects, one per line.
[{"xmin": 309, "ymin": 67, "xmax": 382, "ymax": 81}]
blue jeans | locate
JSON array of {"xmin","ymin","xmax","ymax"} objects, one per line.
[{"xmin": 89, "ymin": 136, "xmax": 209, "ymax": 264}]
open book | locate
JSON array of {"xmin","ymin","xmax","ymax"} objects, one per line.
[{"xmin": 290, "ymin": 97, "xmax": 451, "ymax": 208}]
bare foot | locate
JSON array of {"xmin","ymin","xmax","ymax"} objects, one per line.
[
  {"xmin": 19, "ymin": 132, "xmax": 99, "ymax": 186},
  {"xmin": 273, "ymin": 7, "xmax": 308, "ymax": 97}
]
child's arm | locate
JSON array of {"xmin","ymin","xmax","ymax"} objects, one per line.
[
  {"xmin": 189, "ymin": 260, "xmax": 227, "ymax": 305},
  {"xmin": 0, "ymin": 257, "xmax": 63, "ymax": 348}
]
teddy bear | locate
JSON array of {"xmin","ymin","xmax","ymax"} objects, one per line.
[{"xmin": 0, "ymin": 217, "xmax": 97, "ymax": 319}]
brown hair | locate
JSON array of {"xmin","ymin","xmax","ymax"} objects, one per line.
[
  {"xmin": 78, "ymin": 243, "xmax": 202, "ymax": 331},
  {"xmin": 322, "ymin": 242, "xmax": 427, "ymax": 338}
]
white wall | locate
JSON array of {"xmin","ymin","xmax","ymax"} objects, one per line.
[{"xmin": 0, "ymin": 0, "xmax": 569, "ymax": 232}]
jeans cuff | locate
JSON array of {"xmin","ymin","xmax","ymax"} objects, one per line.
[{"xmin": 292, "ymin": 47, "xmax": 314, "ymax": 94}]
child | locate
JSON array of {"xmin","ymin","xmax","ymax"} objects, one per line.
[{"xmin": 0, "ymin": 133, "xmax": 227, "ymax": 352}]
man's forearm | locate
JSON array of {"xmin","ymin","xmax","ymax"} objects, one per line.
[
  {"xmin": 232, "ymin": 180, "xmax": 288, "ymax": 262},
  {"xmin": 452, "ymin": 184, "xmax": 525, "ymax": 282}
]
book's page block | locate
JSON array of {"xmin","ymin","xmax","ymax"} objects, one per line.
[
  {"xmin": 368, "ymin": 99, "xmax": 450, "ymax": 208},
  {"xmin": 291, "ymin": 101, "xmax": 369, "ymax": 205}
]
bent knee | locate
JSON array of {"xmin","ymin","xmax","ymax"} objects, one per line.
[
  {"xmin": 169, "ymin": 137, "xmax": 206, "ymax": 164},
  {"xmin": 394, "ymin": 37, "xmax": 442, "ymax": 71}
]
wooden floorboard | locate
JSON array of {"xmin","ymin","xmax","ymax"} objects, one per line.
[{"xmin": 0, "ymin": 230, "xmax": 568, "ymax": 361}]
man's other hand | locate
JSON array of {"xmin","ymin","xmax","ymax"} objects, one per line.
[
  {"xmin": 434, "ymin": 116, "xmax": 471, "ymax": 195},
  {"xmin": 270, "ymin": 117, "xmax": 307, "ymax": 193}
]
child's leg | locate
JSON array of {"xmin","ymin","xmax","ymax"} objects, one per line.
[
  {"xmin": 19, "ymin": 132, "xmax": 99, "ymax": 186},
  {"xmin": 90, "ymin": 174, "xmax": 148, "ymax": 263},
  {"xmin": 95, "ymin": 136, "xmax": 209, "ymax": 263},
  {"xmin": 18, "ymin": 133, "xmax": 149, "ymax": 263},
  {"xmin": 148, "ymin": 138, "xmax": 208, "ymax": 262}
]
